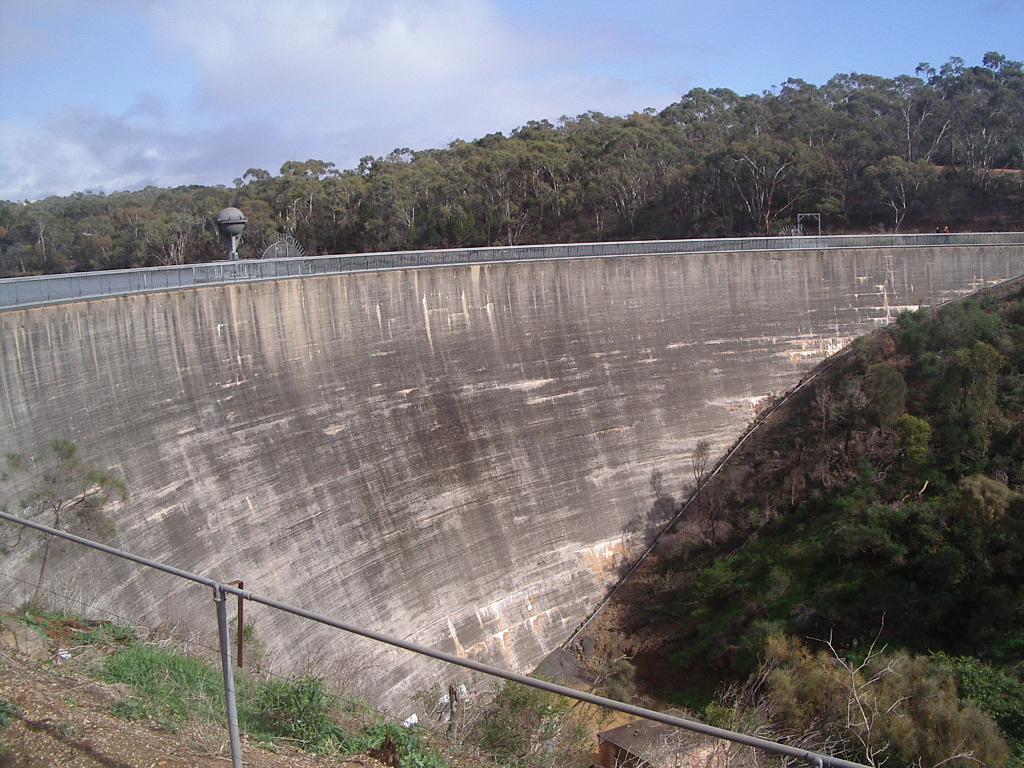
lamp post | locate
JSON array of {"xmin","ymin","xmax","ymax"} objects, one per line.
[{"xmin": 214, "ymin": 207, "xmax": 248, "ymax": 261}]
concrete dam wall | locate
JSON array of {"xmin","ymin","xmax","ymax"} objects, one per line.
[{"xmin": 0, "ymin": 242, "xmax": 1020, "ymax": 710}]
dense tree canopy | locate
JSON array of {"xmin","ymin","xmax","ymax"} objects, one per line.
[
  {"xmin": 604, "ymin": 281, "xmax": 1024, "ymax": 764},
  {"xmin": 1, "ymin": 54, "xmax": 1021, "ymax": 276}
]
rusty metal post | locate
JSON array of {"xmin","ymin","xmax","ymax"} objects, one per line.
[{"xmin": 228, "ymin": 579, "xmax": 245, "ymax": 668}]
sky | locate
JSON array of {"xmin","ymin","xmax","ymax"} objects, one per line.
[{"xmin": 0, "ymin": 0, "xmax": 1021, "ymax": 202}]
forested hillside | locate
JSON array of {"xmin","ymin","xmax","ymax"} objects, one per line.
[
  {"xmin": 584, "ymin": 280, "xmax": 1024, "ymax": 766},
  {"xmin": 1, "ymin": 53, "xmax": 1022, "ymax": 276}
]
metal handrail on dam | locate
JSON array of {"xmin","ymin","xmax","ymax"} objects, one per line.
[
  {"xmin": 1, "ymin": 231, "xmax": 1021, "ymax": 310},
  {"xmin": 0, "ymin": 510, "xmax": 868, "ymax": 768}
]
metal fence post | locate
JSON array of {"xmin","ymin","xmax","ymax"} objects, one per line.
[{"xmin": 214, "ymin": 584, "xmax": 244, "ymax": 768}]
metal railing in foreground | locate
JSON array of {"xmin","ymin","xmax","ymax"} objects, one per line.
[
  {"xmin": 1, "ymin": 231, "xmax": 1021, "ymax": 310},
  {"xmin": 0, "ymin": 510, "xmax": 866, "ymax": 768}
]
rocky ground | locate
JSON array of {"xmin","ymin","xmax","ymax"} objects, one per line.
[{"xmin": 0, "ymin": 618, "xmax": 389, "ymax": 768}]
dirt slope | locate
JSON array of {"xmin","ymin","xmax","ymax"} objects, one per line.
[{"xmin": 0, "ymin": 620, "xmax": 388, "ymax": 768}]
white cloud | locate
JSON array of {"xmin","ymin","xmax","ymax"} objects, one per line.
[
  {"xmin": 150, "ymin": 0, "xmax": 536, "ymax": 107},
  {"xmin": 0, "ymin": 0, "xmax": 678, "ymax": 199},
  {"xmin": 0, "ymin": 106, "xmax": 177, "ymax": 200}
]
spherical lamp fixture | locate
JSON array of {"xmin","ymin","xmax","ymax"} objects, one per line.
[{"xmin": 214, "ymin": 207, "xmax": 248, "ymax": 261}]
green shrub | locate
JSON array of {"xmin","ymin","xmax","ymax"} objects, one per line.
[
  {"xmin": 864, "ymin": 362, "xmax": 906, "ymax": 427},
  {"xmin": 931, "ymin": 654, "xmax": 1024, "ymax": 752},
  {"xmin": 109, "ymin": 697, "xmax": 150, "ymax": 721},
  {"xmin": 0, "ymin": 698, "xmax": 21, "ymax": 728},
  {"xmin": 894, "ymin": 413, "xmax": 931, "ymax": 465},
  {"xmin": 763, "ymin": 635, "xmax": 1008, "ymax": 767},
  {"xmin": 598, "ymin": 657, "xmax": 636, "ymax": 703},
  {"xmin": 241, "ymin": 676, "xmax": 353, "ymax": 754},
  {"xmin": 473, "ymin": 680, "xmax": 588, "ymax": 768},
  {"xmin": 361, "ymin": 721, "xmax": 447, "ymax": 768}
]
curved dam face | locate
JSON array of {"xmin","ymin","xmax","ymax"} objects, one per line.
[{"xmin": 0, "ymin": 245, "xmax": 1020, "ymax": 709}]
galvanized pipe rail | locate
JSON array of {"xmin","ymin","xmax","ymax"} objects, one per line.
[
  {"xmin": 1, "ymin": 232, "xmax": 1021, "ymax": 310},
  {"xmin": 0, "ymin": 510, "xmax": 869, "ymax": 768}
]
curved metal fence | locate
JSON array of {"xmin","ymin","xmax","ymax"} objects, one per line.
[
  {"xmin": 0, "ymin": 510, "xmax": 870, "ymax": 768},
  {"xmin": 1, "ymin": 232, "xmax": 1022, "ymax": 310}
]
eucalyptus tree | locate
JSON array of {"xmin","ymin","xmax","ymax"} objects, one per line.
[
  {"xmin": 0, "ymin": 53, "xmax": 1020, "ymax": 268},
  {"xmin": 718, "ymin": 133, "xmax": 818, "ymax": 235},
  {"xmin": 891, "ymin": 72, "xmax": 953, "ymax": 163},
  {"xmin": 658, "ymin": 87, "xmax": 741, "ymax": 159},
  {"xmin": 263, "ymin": 159, "xmax": 341, "ymax": 250},
  {"xmin": 593, "ymin": 111, "xmax": 680, "ymax": 234},
  {"xmin": 453, "ymin": 132, "xmax": 547, "ymax": 246},
  {"xmin": 3, "ymin": 439, "xmax": 126, "ymax": 604},
  {"xmin": 939, "ymin": 54, "xmax": 1024, "ymax": 192},
  {"xmin": 357, "ymin": 149, "xmax": 452, "ymax": 250},
  {"xmin": 108, "ymin": 204, "xmax": 156, "ymax": 268},
  {"xmin": 510, "ymin": 120, "xmax": 576, "ymax": 240},
  {"xmin": 657, "ymin": 88, "xmax": 741, "ymax": 236},
  {"xmin": 864, "ymin": 155, "xmax": 937, "ymax": 231}
]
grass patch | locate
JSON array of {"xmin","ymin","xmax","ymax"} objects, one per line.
[
  {"xmin": 4, "ymin": 609, "xmax": 449, "ymax": 764},
  {"xmin": 94, "ymin": 631, "xmax": 446, "ymax": 764},
  {"xmin": 100, "ymin": 644, "xmax": 224, "ymax": 724}
]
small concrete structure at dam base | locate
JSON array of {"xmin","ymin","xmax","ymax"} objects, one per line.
[{"xmin": 0, "ymin": 238, "xmax": 1021, "ymax": 712}]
